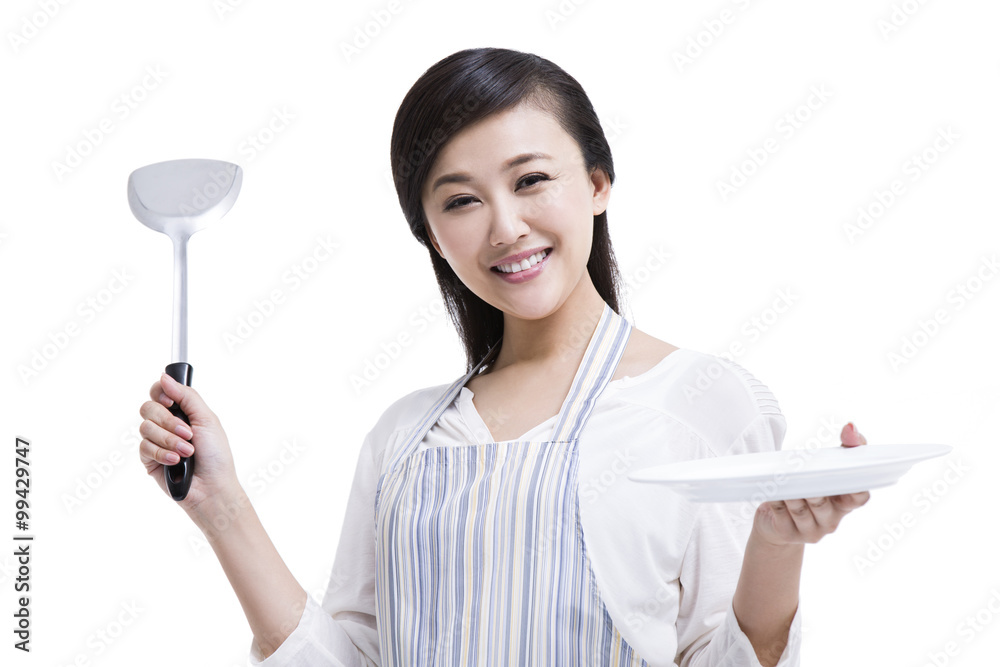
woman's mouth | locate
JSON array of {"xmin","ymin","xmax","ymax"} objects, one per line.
[{"xmin": 491, "ymin": 248, "xmax": 552, "ymax": 283}]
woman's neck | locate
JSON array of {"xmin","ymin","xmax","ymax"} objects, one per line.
[{"xmin": 491, "ymin": 280, "xmax": 609, "ymax": 373}]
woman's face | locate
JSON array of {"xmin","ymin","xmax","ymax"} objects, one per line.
[{"xmin": 421, "ymin": 102, "xmax": 611, "ymax": 321}]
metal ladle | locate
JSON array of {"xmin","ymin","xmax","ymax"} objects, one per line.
[{"xmin": 128, "ymin": 158, "xmax": 243, "ymax": 501}]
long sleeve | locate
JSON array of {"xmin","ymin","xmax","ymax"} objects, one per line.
[
  {"xmin": 247, "ymin": 430, "xmax": 382, "ymax": 666},
  {"xmin": 573, "ymin": 348, "xmax": 806, "ymax": 665},
  {"xmin": 675, "ymin": 411, "xmax": 802, "ymax": 667}
]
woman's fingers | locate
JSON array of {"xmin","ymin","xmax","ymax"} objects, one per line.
[
  {"xmin": 802, "ymin": 496, "xmax": 837, "ymax": 529},
  {"xmin": 148, "ymin": 374, "xmax": 216, "ymax": 427},
  {"xmin": 780, "ymin": 498, "xmax": 819, "ymax": 536},
  {"xmin": 841, "ymin": 422, "xmax": 867, "ymax": 447},
  {"xmin": 138, "ymin": 401, "xmax": 196, "ymax": 467},
  {"xmin": 149, "ymin": 379, "xmax": 173, "ymax": 408},
  {"xmin": 139, "ymin": 399, "xmax": 194, "ymax": 439},
  {"xmin": 158, "ymin": 372, "xmax": 215, "ymax": 427},
  {"xmin": 756, "ymin": 428, "xmax": 875, "ymax": 544},
  {"xmin": 139, "ymin": 437, "xmax": 181, "ymax": 468},
  {"xmin": 832, "ymin": 490, "xmax": 871, "ymax": 512},
  {"xmin": 766, "ymin": 495, "xmax": 850, "ymax": 543},
  {"xmin": 139, "ymin": 374, "xmax": 241, "ymax": 505},
  {"xmin": 138, "ymin": 417, "xmax": 194, "ymax": 459}
]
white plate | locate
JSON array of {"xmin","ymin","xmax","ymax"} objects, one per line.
[{"xmin": 627, "ymin": 444, "xmax": 953, "ymax": 503}]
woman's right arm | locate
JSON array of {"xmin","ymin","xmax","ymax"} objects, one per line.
[
  {"xmin": 192, "ymin": 483, "xmax": 309, "ymax": 658},
  {"xmin": 138, "ymin": 372, "xmax": 375, "ymax": 664}
]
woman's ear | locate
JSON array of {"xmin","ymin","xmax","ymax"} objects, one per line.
[
  {"xmin": 590, "ymin": 167, "xmax": 611, "ymax": 216},
  {"xmin": 426, "ymin": 224, "xmax": 444, "ymax": 258}
]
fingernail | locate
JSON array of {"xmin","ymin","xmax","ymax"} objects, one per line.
[
  {"xmin": 848, "ymin": 422, "xmax": 867, "ymax": 444},
  {"xmin": 177, "ymin": 441, "xmax": 194, "ymax": 456},
  {"xmin": 174, "ymin": 423, "xmax": 193, "ymax": 439},
  {"xmin": 158, "ymin": 392, "xmax": 173, "ymax": 407}
]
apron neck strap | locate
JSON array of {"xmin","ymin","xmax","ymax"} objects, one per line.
[
  {"xmin": 550, "ymin": 302, "xmax": 632, "ymax": 442},
  {"xmin": 386, "ymin": 302, "xmax": 631, "ymax": 471}
]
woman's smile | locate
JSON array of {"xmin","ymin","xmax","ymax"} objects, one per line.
[{"xmin": 491, "ymin": 247, "xmax": 553, "ymax": 283}]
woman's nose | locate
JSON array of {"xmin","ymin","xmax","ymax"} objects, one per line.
[{"xmin": 489, "ymin": 197, "xmax": 530, "ymax": 246}]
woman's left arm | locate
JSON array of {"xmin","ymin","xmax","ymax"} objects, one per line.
[{"xmin": 732, "ymin": 422, "xmax": 870, "ymax": 667}]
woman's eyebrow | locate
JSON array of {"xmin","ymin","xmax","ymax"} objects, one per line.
[{"xmin": 430, "ymin": 152, "xmax": 553, "ymax": 192}]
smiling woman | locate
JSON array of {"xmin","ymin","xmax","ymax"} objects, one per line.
[
  {"xmin": 389, "ymin": 48, "xmax": 627, "ymax": 374},
  {"xmin": 420, "ymin": 102, "xmax": 611, "ymax": 323},
  {"xmin": 136, "ymin": 46, "xmax": 871, "ymax": 667}
]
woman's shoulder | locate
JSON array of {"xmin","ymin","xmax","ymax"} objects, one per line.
[
  {"xmin": 374, "ymin": 380, "xmax": 453, "ymax": 433},
  {"xmin": 613, "ymin": 327, "xmax": 680, "ymax": 381},
  {"xmin": 361, "ymin": 377, "xmax": 458, "ymax": 463},
  {"xmin": 615, "ymin": 329, "xmax": 785, "ymax": 453}
]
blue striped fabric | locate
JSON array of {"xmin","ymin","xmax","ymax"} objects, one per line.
[{"xmin": 374, "ymin": 302, "xmax": 648, "ymax": 666}]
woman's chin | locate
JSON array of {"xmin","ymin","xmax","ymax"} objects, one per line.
[{"xmin": 495, "ymin": 294, "xmax": 566, "ymax": 322}]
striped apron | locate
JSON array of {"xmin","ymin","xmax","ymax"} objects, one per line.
[{"xmin": 374, "ymin": 302, "xmax": 647, "ymax": 666}]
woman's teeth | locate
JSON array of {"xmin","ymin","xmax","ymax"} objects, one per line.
[{"xmin": 495, "ymin": 249, "xmax": 549, "ymax": 273}]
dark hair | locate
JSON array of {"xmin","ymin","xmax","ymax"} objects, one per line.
[{"xmin": 390, "ymin": 47, "xmax": 625, "ymax": 374}]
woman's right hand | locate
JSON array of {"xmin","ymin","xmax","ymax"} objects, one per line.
[{"xmin": 139, "ymin": 372, "xmax": 241, "ymax": 521}]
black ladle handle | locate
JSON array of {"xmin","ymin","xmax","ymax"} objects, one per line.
[{"xmin": 164, "ymin": 362, "xmax": 194, "ymax": 501}]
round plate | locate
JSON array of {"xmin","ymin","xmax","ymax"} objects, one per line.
[{"xmin": 627, "ymin": 443, "xmax": 953, "ymax": 502}]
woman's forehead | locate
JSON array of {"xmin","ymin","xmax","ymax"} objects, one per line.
[{"xmin": 425, "ymin": 107, "xmax": 579, "ymax": 184}]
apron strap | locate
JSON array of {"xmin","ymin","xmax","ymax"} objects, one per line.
[
  {"xmin": 550, "ymin": 302, "xmax": 631, "ymax": 442},
  {"xmin": 384, "ymin": 338, "xmax": 499, "ymax": 472},
  {"xmin": 385, "ymin": 302, "xmax": 631, "ymax": 471}
]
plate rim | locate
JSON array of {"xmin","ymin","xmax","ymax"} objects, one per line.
[{"xmin": 627, "ymin": 443, "xmax": 953, "ymax": 485}]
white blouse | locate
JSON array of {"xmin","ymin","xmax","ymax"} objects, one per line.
[{"xmin": 248, "ymin": 348, "xmax": 802, "ymax": 666}]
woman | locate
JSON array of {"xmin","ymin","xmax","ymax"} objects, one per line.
[{"xmin": 138, "ymin": 47, "xmax": 869, "ymax": 666}]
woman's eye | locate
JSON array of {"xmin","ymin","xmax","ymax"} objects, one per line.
[
  {"xmin": 518, "ymin": 173, "xmax": 549, "ymax": 189},
  {"xmin": 442, "ymin": 174, "xmax": 551, "ymax": 212},
  {"xmin": 444, "ymin": 196, "xmax": 473, "ymax": 211}
]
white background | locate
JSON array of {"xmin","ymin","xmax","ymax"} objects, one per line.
[{"xmin": 2, "ymin": 1, "xmax": 998, "ymax": 665}]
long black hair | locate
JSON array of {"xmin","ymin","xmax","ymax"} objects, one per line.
[{"xmin": 390, "ymin": 47, "xmax": 625, "ymax": 374}]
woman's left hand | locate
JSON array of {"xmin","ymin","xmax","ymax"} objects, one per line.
[{"xmin": 752, "ymin": 422, "xmax": 871, "ymax": 547}]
